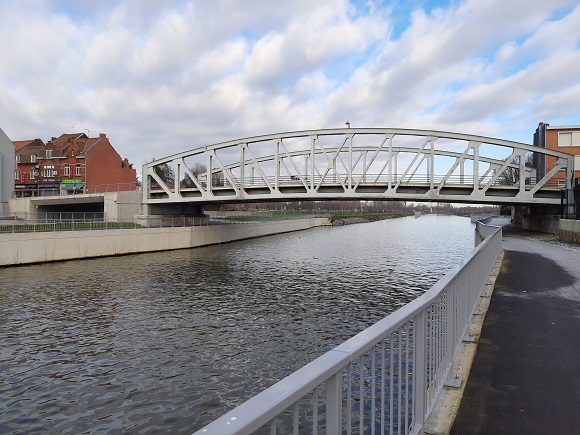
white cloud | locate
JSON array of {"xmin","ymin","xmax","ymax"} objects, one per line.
[{"xmin": 0, "ymin": 0, "xmax": 579, "ymax": 168}]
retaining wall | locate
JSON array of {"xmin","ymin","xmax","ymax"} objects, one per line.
[
  {"xmin": 559, "ymin": 219, "xmax": 580, "ymax": 244},
  {"xmin": 0, "ymin": 218, "xmax": 330, "ymax": 266}
]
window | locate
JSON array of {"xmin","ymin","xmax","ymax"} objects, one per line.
[
  {"xmin": 15, "ymin": 169, "xmax": 21, "ymax": 180},
  {"xmin": 76, "ymin": 164, "xmax": 82, "ymax": 176},
  {"xmin": 43, "ymin": 165, "xmax": 54, "ymax": 177},
  {"xmin": 71, "ymin": 150, "xmax": 75, "ymax": 156},
  {"xmin": 45, "ymin": 149, "xmax": 53, "ymax": 158},
  {"xmin": 31, "ymin": 154, "xmax": 36, "ymax": 163},
  {"xmin": 576, "ymin": 155, "xmax": 580, "ymax": 172},
  {"xmin": 64, "ymin": 164, "xmax": 70, "ymax": 176},
  {"xmin": 558, "ymin": 132, "xmax": 580, "ymax": 147},
  {"xmin": 30, "ymin": 169, "xmax": 35, "ymax": 179},
  {"xmin": 15, "ymin": 155, "xmax": 20, "ymax": 163}
]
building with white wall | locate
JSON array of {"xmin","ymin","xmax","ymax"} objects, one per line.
[{"xmin": 0, "ymin": 127, "xmax": 15, "ymax": 214}]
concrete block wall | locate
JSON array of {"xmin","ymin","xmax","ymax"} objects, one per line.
[
  {"xmin": 103, "ymin": 190, "xmax": 142, "ymax": 221},
  {"xmin": 0, "ymin": 218, "xmax": 330, "ymax": 266},
  {"xmin": 559, "ymin": 219, "xmax": 580, "ymax": 244},
  {"xmin": 0, "ymin": 127, "xmax": 15, "ymax": 214}
]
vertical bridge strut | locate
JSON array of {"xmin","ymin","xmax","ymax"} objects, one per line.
[{"xmin": 143, "ymin": 128, "xmax": 574, "ymax": 206}]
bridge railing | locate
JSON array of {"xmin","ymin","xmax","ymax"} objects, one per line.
[
  {"xmin": 0, "ymin": 211, "xmax": 315, "ymax": 234},
  {"xmin": 194, "ymin": 223, "xmax": 502, "ymax": 435},
  {"xmin": 155, "ymin": 173, "xmax": 559, "ymax": 194}
]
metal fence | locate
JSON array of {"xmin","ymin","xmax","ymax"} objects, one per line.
[
  {"xmin": 1, "ymin": 212, "xmax": 106, "ymax": 222},
  {"xmin": 0, "ymin": 211, "xmax": 316, "ymax": 234},
  {"xmin": 195, "ymin": 222, "xmax": 502, "ymax": 434}
]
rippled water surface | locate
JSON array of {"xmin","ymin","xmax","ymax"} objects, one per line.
[{"xmin": 0, "ymin": 215, "xmax": 475, "ymax": 433}]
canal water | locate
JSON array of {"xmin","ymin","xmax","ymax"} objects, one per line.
[{"xmin": 0, "ymin": 215, "xmax": 475, "ymax": 433}]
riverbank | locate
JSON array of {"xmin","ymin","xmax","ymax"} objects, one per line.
[
  {"xmin": 0, "ymin": 217, "xmax": 330, "ymax": 267},
  {"xmin": 330, "ymin": 211, "xmax": 413, "ymax": 226}
]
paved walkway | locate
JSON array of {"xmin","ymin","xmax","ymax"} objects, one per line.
[{"xmin": 451, "ymin": 230, "xmax": 580, "ymax": 434}]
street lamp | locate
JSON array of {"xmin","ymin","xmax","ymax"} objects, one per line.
[{"xmin": 345, "ymin": 121, "xmax": 351, "ymax": 128}]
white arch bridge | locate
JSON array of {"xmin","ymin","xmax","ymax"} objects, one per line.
[{"xmin": 142, "ymin": 128, "xmax": 575, "ymax": 211}]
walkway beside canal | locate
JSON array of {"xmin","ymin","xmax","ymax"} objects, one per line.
[{"xmin": 451, "ymin": 230, "xmax": 580, "ymax": 434}]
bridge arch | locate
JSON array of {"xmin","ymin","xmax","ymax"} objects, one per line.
[{"xmin": 143, "ymin": 128, "xmax": 574, "ymax": 207}]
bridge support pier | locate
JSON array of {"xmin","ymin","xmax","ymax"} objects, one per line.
[
  {"xmin": 145, "ymin": 203, "xmax": 205, "ymax": 216},
  {"xmin": 138, "ymin": 203, "xmax": 208, "ymax": 226},
  {"xmin": 513, "ymin": 205, "xmax": 561, "ymax": 234}
]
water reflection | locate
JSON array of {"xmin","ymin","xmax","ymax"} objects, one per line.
[{"xmin": 0, "ymin": 215, "xmax": 474, "ymax": 433}]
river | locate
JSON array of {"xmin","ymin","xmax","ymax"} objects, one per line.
[{"xmin": 0, "ymin": 215, "xmax": 475, "ymax": 433}]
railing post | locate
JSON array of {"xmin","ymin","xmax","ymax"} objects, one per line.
[
  {"xmin": 326, "ymin": 372, "xmax": 342, "ymax": 434},
  {"xmin": 413, "ymin": 310, "xmax": 428, "ymax": 432},
  {"xmin": 447, "ymin": 281, "xmax": 456, "ymax": 371}
]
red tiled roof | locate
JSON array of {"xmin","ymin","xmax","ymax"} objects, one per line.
[
  {"xmin": 13, "ymin": 140, "xmax": 35, "ymax": 152},
  {"xmin": 50, "ymin": 133, "xmax": 87, "ymax": 150}
]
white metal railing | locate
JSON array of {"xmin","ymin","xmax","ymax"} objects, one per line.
[
  {"xmin": 0, "ymin": 211, "xmax": 317, "ymax": 234},
  {"xmin": 195, "ymin": 223, "xmax": 502, "ymax": 434}
]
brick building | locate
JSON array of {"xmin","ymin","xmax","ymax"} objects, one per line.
[
  {"xmin": 13, "ymin": 138, "xmax": 45, "ymax": 197},
  {"xmin": 14, "ymin": 133, "xmax": 137, "ymax": 197},
  {"xmin": 534, "ymin": 122, "xmax": 580, "ymax": 187}
]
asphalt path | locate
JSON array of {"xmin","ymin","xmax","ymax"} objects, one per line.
[{"xmin": 451, "ymin": 229, "xmax": 580, "ymax": 434}]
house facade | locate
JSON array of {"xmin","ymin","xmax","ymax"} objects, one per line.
[
  {"xmin": 535, "ymin": 122, "xmax": 580, "ymax": 187},
  {"xmin": 13, "ymin": 138, "xmax": 45, "ymax": 197},
  {"xmin": 0, "ymin": 127, "xmax": 15, "ymax": 213},
  {"xmin": 14, "ymin": 133, "xmax": 137, "ymax": 197}
]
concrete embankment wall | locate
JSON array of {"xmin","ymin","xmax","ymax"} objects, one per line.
[
  {"xmin": 559, "ymin": 219, "xmax": 580, "ymax": 244},
  {"xmin": 0, "ymin": 218, "xmax": 330, "ymax": 266}
]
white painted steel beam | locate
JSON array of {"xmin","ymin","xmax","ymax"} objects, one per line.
[{"xmin": 143, "ymin": 128, "xmax": 573, "ymax": 206}]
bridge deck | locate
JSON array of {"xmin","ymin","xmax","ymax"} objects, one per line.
[
  {"xmin": 451, "ymin": 231, "xmax": 580, "ymax": 433},
  {"xmin": 149, "ymin": 182, "xmax": 563, "ymax": 204}
]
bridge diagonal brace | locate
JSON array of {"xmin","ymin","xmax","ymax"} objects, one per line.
[
  {"xmin": 180, "ymin": 160, "xmax": 207, "ymax": 194},
  {"xmin": 373, "ymin": 149, "xmax": 395, "ymax": 185},
  {"xmin": 436, "ymin": 142, "xmax": 474, "ymax": 190},
  {"xmin": 147, "ymin": 167, "xmax": 177, "ymax": 199},
  {"xmin": 353, "ymin": 134, "xmax": 391, "ymax": 190},
  {"xmin": 211, "ymin": 152, "xmax": 240, "ymax": 195},
  {"xmin": 395, "ymin": 137, "xmax": 432, "ymax": 189},
  {"xmin": 312, "ymin": 139, "xmax": 335, "ymax": 190},
  {"xmin": 245, "ymin": 145, "xmax": 275, "ymax": 192},
  {"xmin": 529, "ymin": 160, "xmax": 565, "ymax": 195},
  {"xmin": 481, "ymin": 149, "xmax": 522, "ymax": 193},
  {"xmin": 279, "ymin": 139, "xmax": 309, "ymax": 189},
  {"xmin": 408, "ymin": 153, "xmax": 428, "ymax": 183},
  {"xmin": 332, "ymin": 136, "xmax": 350, "ymax": 177},
  {"xmin": 479, "ymin": 165, "xmax": 494, "ymax": 185},
  {"xmin": 316, "ymin": 138, "xmax": 348, "ymax": 190}
]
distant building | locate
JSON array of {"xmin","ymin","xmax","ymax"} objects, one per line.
[
  {"xmin": 13, "ymin": 138, "xmax": 45, "ymax": 197},
  {"xmin": 534, "ymin": 122, "xmax": 580, "ymax": 187},
  {"xmin": 14, "ymin": 132, "xmax": 137, "ymax": 197},
  {"xmin": 0, "ymin": 127, "xmax": 15, "ymax": 213}
]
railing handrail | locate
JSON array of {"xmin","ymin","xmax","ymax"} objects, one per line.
[
  {"xmin": 0, "ymin": 211, "xmax": 319, "ymax": 234},
  {"xmin": 196, "ymin": 223, "xmax": 502, "ymax": 434}
]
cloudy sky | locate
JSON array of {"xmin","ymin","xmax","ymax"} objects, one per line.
[{"xmin": 1, "ymin": 0, "xmax": 579, "ymax": 170}]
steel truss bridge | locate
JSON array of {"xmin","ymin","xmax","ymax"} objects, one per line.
[{"xmin": 143, "ymin": 128, "xmax": 575, "ymax": 207}]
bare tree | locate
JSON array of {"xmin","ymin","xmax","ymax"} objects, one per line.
[
  {"xmin": 182, "ymin": 163, "xmax": 206, "ymax": 187},
  {"xmin": 154, "ymin": 163, "xmax": 174, "ymax": 184},
  {"xmin": 496, "ymin": 154, "xmax": 534, "ymax": 186}
]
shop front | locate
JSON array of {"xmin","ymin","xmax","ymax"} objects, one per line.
[
  {"xmin": 38, "ymin": 181, "xmax": 60, "ymax": 197},
  {"xmin": 14, "ymin": 183, "xmax": 38, "ymax": 197},
  {"xmin": 61, "ymin": 179, "xmax": 85, "ymax": 195}
]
